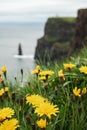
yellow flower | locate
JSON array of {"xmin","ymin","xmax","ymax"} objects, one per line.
[
  {"xmin": 26, "ymin": 94, "xmax": 48, "ymax": 107},
  {"xmin": 0, "ymin": 89, "xmax": 4, "ymax": 97},
  {"xmin": 0, "ymin": 107, "xmax": 14, "ymax": 121},
  {"xmin": 37, "ymin": 118, "xmax": 46, "ymax": 129},
  {"xmin": 63, "ymin": 63, "xmax": 76, "ymax": 69},
  {"xmin": 32, "ymin": 65, "xmax": 41, "ymax": 75},
  {"xmin": 0, "ymin": 118, "xmax": 19, "ymax": 130},
  {"xmin": 82, "ymin": 87, "xmax": 87, "ymax": 95},
  {"xmin": 39, "ymin": 70, "xmax": 54, "ymax": 76},
  {"xmin": 58, "ymin": 70, "xmax": 65, "ymax": 80},
  {"xmin": 35, "ymin": 102, "xmax": 59, "ymax": 119},
  {"xmin": 0, "ymin": 76, "xmax": 3, "ymax": 82},
  {"xmin": 4, "ymin": 87, "xmax": 9, "ymax": 92},
  {"xmin": 32, "ymin": 69, "xmax": 39, "ymax": 74},
  {"xmin": 73, "ymin": 87, "xmax": 81, "ymax": 97},
  {"xmin": 36, "ymin": 65, "xmax": 41, "ymax": 70},
  {"xmin": 79, "ymin": 66, "xmax": 87, "ymax": 74},
  {"xmin": 39, "ymin": 76, "xmax": 46, "ymax": 81},
  {"xmin": 1, "ymin": 66, "xmax": 7, "ymax": 73}
]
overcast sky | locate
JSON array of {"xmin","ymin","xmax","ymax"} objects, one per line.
[{"xmin": 0, "ymin": 0, "xmax": 87, "ymax": 23}]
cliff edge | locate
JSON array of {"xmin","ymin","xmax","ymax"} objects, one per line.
[{"xmin": 34, "ymin": 8, "xmax": 87, "ymax": 62}]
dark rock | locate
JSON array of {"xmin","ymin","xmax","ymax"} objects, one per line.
[
  {"xmin": 18, "ymin": 43, "xmax": 23, "ymax": 55},
  {"xmin": 70, "ymin": 8, "xmax": 87, "ymax": 54},
  {"xmin": 50, "ymin": 42, "xmax": 70, "ymax": 61},
  {"xmin": 34, "ymin": 37, "xmax": 51, "ymax": 62}
]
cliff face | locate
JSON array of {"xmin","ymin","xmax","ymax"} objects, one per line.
[
  {"xmin": 71, "ymin": 9, "xmax": 87, "ymax": 53},
  {"xmin": 44, "ymin": 18, "xmax": 75, "ymax": 42},
  {"xmin": 34, "ymin": 18, "xmax": 76, "ymax": 61},
  {"xmin": 34, "ymin": 8, "xmax": 87, "ymax": 62}
]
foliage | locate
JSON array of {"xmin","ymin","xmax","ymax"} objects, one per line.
[
  {"xmin": 61, "ymin": 17, "xmax": 76, "ymax": 23},
  {"xmin": 47, "ymin": 17, "xmax": 76, "ymax": 24},
  {"xmin": 0, "ymin": 47, "xmax": 87, "ymax": 130},
  {"xmin": 45, "ymin": 35, "xmax": 58, "ymax": 42}
]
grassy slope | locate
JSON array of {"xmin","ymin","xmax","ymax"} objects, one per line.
[{"xmin": 1, "ymin": 47, "xmax": 87, "ymax": 129}]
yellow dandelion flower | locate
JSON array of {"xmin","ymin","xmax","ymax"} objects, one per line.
[
  {"xmin": 79, "ymin": 66, "xmax": 87, "ymax": 74},
  {"xmin": 0, "ymin": 118, "xmax": 19, "ymax": 130},
  {"xmin": 26, "ymin": 94, "xmax": 48, "ymax": 107},
  {"xmin": 32, "ymin": 65, "xmax": 41, "ymax": 75},
  {"xmin": 73, "ymin": 87, "xmax": 81, "ymax": 97},
  {"xmin": 0, "ymin": 89, "xmax": 4, "ymax": 97},
  {"xmin": 63, "ymin": 63, "xmax": 76, "ymax": 69},
  {"xmin": 58, "ymin": 69, "xmax": 65, "ymax": 80},
  {"xmin": 35, "ymin": 102, "xmax": 59, "ymax": 119},
  {"xmin": 1, "ymin": 66, "xmax": 7, "ymax": 73},
  {"xmin": 37, "ymin": 118, "xmax": 46, "ymax": 129},
  {"xmin": 36, "ymin": 65, "xmax": 41, "ymax": 70},
  {"xmin": 4, "ymin": 87, "xmax": 9, "ymax": 92},
  {"xmin": 39, "ymin": 70, "xmax": 54, "ymax": 76},
  {"xmin": 32, "ymin": 69, "xmax": 39, "ymax": 74},
  {"xmin": 39, "ymin": 76, "xmax": 46, "ymax": 81},
  {"xmin": 0, "ymin": 76, "xmax": 3, "ymax": 82},
  {"xmin": 82, "ymin": 87, "xmax": 87, "ymax": 95},
  {"xmin": 0, "ymin": 107, "xmax": 14, "ymax": 121}
]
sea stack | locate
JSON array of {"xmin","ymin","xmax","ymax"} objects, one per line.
[{"xmin": 18, "ymin": 43, "xmax": 23, "ymax": 55}]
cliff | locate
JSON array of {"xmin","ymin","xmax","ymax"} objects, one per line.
[
  {"xmin": 34, "ymin": 17, "xmax": 76, "ymax": 61},
  {"xmin": 70, "ymin": 8, "xmax": 87, "ymax": 54},
  {"xmin": 34, "ymin": 8, "xmax": 87, "ymax": 62}
]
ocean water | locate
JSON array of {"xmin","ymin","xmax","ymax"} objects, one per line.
[{"xmin": 0, "ymin": 23, "xmax": 44, "ymax": 79}]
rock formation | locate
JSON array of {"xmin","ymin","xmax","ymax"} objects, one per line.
[
  {"xmin": 70, "ymin": 8, "xmax": 87, "ymax": 54},
  {"xmin": 18, "ymin": 43, "xmax": 23, "ymax": 55},
  {"xmin": 34, "ymin": 18, "xmax": 75, "ymax": 62},
  {"xmin": 34, "ymin": 8, "xmax": 87, "ymax": 62}
]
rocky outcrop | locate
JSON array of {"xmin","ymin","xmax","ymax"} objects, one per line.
[
  {"xmin": 18, "ymin": 43, "xmax": 23, "ymax": 55},
  {"xmin": 70, "ymin": 8, "xmax": 87, "ymax": 54},
  {"xmin": 44, "ymin": 18, "xmax": 75, "ymax": 42},
  {"xmin": 34, "ymin": 8, "xmax": 87, "ymax": 62},
  {"xmin": 34, "ymin": 18, "xmax": 76, "ymax": 62}
]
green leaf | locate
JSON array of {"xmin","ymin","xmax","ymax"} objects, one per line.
[{"xmin": 63, "ymin": 81, "xmax": 71, "ymax": 87}]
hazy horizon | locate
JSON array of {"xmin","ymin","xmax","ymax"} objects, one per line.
[{"xmin": 0, "ymin": 0, "xmax": 87, "ymax": 23}]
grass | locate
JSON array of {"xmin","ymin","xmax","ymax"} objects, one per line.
[
  {"xmin": 0, "ymin": 47, "xmax": 87, "ymax": 130},
  {"xmin": 45, "ymin": 35, "xmax": 58, "ymax": 42},
  {"xmin": 60, "ymin": 17, "xmax": 76, "ymax": 23},
  {"xmin": 48, "ymin": 17, "xmax": 76, "ymax": 24}
]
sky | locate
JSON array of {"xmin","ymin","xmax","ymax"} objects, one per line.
[{"xmin": 0, "ymin": 0, "xmax": 87, "ymax": 23}]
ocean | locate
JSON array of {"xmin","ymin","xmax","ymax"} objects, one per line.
[{"xmin": 0, "ymin": 22, "xmax": 44, "ymax": 79}]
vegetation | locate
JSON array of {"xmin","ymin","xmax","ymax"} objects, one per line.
[
  {"xmin": 47, "ymin": 17, "xmax": 76, "ymax": 24},
  {"xmin": 0, "ymin": 47, "xmax": 87, "ymax": 130},
  {"xmin": 60, "ymin": 17, "xmax": 76, "ymax": 23},
  {"xmin": 45, "ymin": 35, "xmax": 58, "ymax": 42}
]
